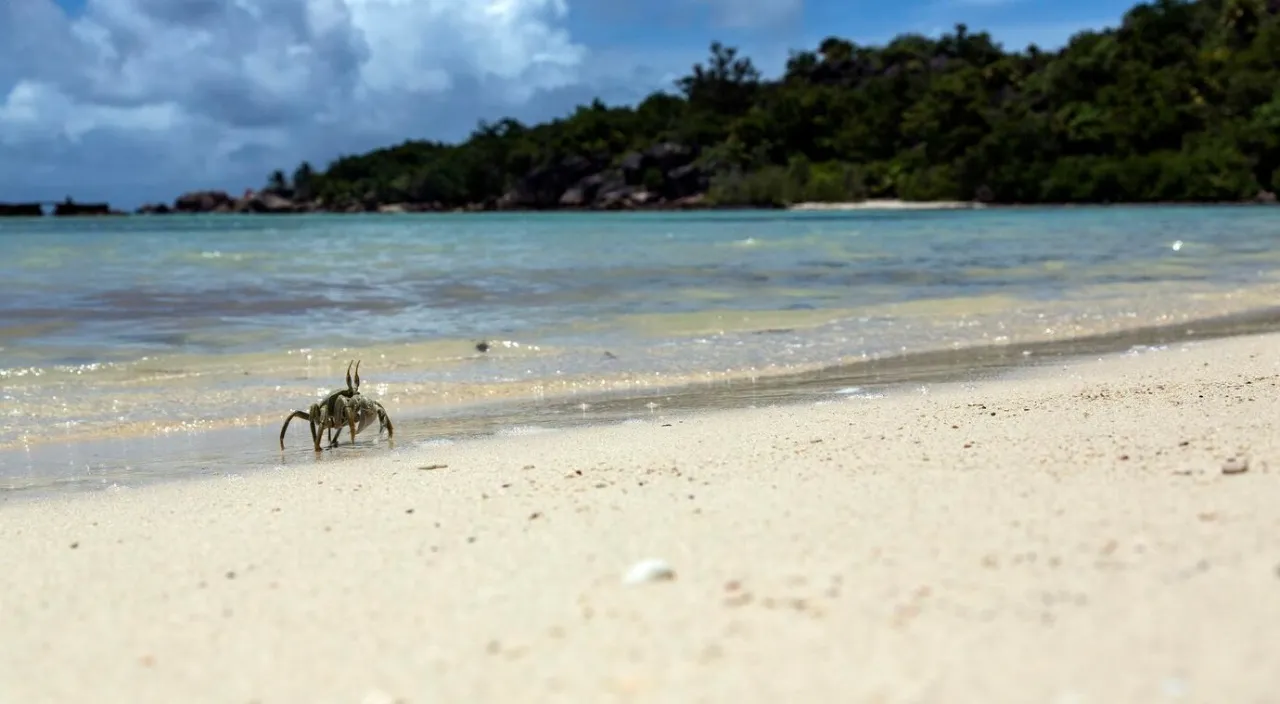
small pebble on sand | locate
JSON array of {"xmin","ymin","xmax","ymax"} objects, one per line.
[
  {"xmin": 1221, "ymin": 457, "xmax": 1249, "ymax": 475},
  {"xmin": 623, "ymin": 559, "xmax": 676, "ymax": 585}
]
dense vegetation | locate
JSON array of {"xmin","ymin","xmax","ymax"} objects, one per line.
[{"xmin": 266, "ymin": 0, "xmax": 1280, "ymax": 208}]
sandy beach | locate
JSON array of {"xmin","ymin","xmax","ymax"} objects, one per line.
[
  {"xmin": 788, "ymin": 199, "xmax": 983, "ymax": 210},
  {"xmin": 3, "ymin": 332, "xmax": 1278, "ymax": 703}
]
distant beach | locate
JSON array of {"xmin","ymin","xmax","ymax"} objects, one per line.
[{"xmin": 788, "ymin": 199, "xmax": 983, "ymax": 211}]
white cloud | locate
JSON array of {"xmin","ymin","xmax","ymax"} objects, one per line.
[
  {"xmin": 0, "ymin": 0, "xmax": 605, "ymax": 206},
  {"xmin": 0, "ymin": 0, "xmax": 804, "ymax": 207},
  {"xmin": 0, "ymin": 81, "xmax": 181, "ymax": 143}
]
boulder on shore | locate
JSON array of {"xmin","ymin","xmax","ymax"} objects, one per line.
[
  {"xmin": 234, "ymin": 192, "xmax": 296, "ymax": 214},
  {"xmin": 174, "ymin": 190, "xmax": 234, "ymax": 213},
  {"xmin": 0, "ymin": 203, "xmax": 44, "ymax": 217},
  {"xmin": 53, "ymin": 201, "xmax": 118, "ymax": 216},
  {"xmin": 154, "ymin": 139, "xmax": 730, "ymax": 214}
]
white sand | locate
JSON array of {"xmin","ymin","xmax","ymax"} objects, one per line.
[
  {"xmin": 3, "ymin": 333, "xmax": 1279, "ymax": 703},
  {"xmin": 788, "ymin": 199, "xmax": 982, "ymax": 211}
]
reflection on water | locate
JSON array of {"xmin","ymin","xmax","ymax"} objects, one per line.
[
  {"xmin": 1, "ymin": 206, "xmax": 1279, "ymax": 494},
  {"xmin": 3, "ymin": 207, "xmax": 1279, "ymax": 362},
  {"xmin": 6, "ymin": 303, "xmax": 1280, "ymax": 500}
]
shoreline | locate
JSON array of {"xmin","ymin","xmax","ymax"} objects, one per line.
[
  {"xmin": 4, "ymin": 199, "xmax": 1279, "ymax": 218},
  {"xmin": 7, "ymin": 205, "xmax": 1280, "ymax": 496},
  {"xmin": 2, "ymin": 328, "xmax": 1277, "ymax": 701},
  {"xmin": 787, "ymin": 199, "xmax": 982, "ymax": 211},
  {"xmin": 6, "ymin": 302, "xmax": 1280, "ymax": 500}
]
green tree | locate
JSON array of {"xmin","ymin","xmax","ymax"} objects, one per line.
[
  {"xmin": 268, "ymin": 0, "xmax": 1280, "ymax": 210},
  {"xmin": 291, "ymin": 162, "xmax": 316, "ymax": 201},
  {"xmin": 265, "ymin": 169, "xmax": 290, "ymax": 196}
]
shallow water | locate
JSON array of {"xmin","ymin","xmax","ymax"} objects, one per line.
[{"xmin": 2, "ymin": 206, "xmax": 1279, "ymax": 495}]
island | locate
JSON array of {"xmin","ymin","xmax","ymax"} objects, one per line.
[
  {"xmin": 13, "ymin": 0, "xmax": 1280, "ymax": 216},
  {"xmin": 0, "ymin": 198, "xmax": 123, "ymax": 217}
]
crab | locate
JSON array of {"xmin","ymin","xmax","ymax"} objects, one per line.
[
  {"xmin": 279, "ymin": 359, "xmax": 358, "ymax": 452},
  {"xmin": 279, "ymin": 360, "xmax": 394, "ymax": 452},
  {"xmin": 329, "ymin": 386, "xmax": 395, "ymax": 448}
]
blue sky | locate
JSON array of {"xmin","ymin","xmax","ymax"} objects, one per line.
[{"xmin": 3, "ymin": 0, "xmax": 1138, "ymax": 208}]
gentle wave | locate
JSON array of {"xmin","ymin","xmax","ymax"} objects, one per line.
[{"xmin": 2, "ymin": 207, "xmax": 1280, "ymax": 492}]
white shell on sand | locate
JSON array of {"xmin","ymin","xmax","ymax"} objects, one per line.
[
  {"xmin": 623, "ymin": 559, "xmax": 676, "ymax": 585},
  {"xmin": 1221, "ymin": 457, "xmax": 1249, "ymax": 475}
]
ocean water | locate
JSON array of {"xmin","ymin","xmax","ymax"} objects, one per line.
[{"xmin": 2, "ymin": 206, "xmax": 1279, "ymax": 495}]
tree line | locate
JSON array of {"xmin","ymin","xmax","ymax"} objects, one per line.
[{"xmin": 263, "ymin": 0, "xmax": 1280, "ymax": 208}]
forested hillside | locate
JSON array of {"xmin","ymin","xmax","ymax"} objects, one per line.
[{"xmin": 265, "ymin": 0, "xmax": 1280, "ymax": 210}]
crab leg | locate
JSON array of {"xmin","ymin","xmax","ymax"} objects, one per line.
[
  {"xmin": 322, "ymin": 396, "xmax": 349, "ymax": 448},
  {"xmin": 375, "ymin": 401, "xmax": 394, "ymax": 439},
  {"xmin": 280, "ymin": 409, "xmax": 321, "ymax": 452},
  {"xmin": 344, "ymin": 396, "xmax": 359, "ymax": 446}
]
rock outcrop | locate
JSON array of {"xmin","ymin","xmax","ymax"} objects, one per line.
[
  {"xmin": 173, "ymin": 190, "xmax": 235, "ymax": 213},
  {"xmin": 141, "ymin": 142, "xmax": 717, "ymax": 215},
  {"xmin": 0, "ymin": 203, "xmax": 44, "ymax": 217},
  {"xmin": 493, "ymin": 141, "xmax": 710, "ymax": 212},
  {"xmin": 143, "ymin": 141, "xmax": 724, "ymax": 214},
  {"xmin": 136, "ymin": 202, "xmax": 172, "ymax": 215},
  {"xmin": 238, "ymin": 192, "xmax": 298, "ymax": 214},
  {"xmin": 1, "ymin": 200, "xmax": 122, "ymax": 216},
  {"xmin": 151, "ymin": 189, "xmax": 308, "ymax": 215},
  {"xmin": 53, "ymin": 200, "xmax": 118, "ymax": 216}
]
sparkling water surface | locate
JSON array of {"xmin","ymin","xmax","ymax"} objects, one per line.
[
  {"xmin": 2, "ymin": 206, "xmax": 1279, "ymax": 494},
  {"xmin": 3, "ymin": 207, "xmax": 1277, "ymax": 363}
]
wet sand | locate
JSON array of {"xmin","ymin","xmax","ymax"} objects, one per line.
[
  {"xmin": 2, "ymin": 331, "xmax": 1279, "ymax": 703},
  {"xmin": 11, "ymin": 205, "xmax": 1280, "ymax": 461},
  {"xmin": 7, "ymin": 301, "xmax": 1280, "ymax": 498}
]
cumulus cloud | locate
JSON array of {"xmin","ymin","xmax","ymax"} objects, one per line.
[
  {"xmin": 0, "ymin": 0, "xmax": 583, "ymax": 205},
  {"xmin": 0, "ymin": 0, "xmax": 804, "ymax": 207}
]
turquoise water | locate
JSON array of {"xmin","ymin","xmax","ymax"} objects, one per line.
[
  {"xmin": 3, "ymin": 207, "xmax": 1277, "ymax": 365},
  {"xmin": 2, "ymin": 206, "xmax": 1279, "ymax": 493}
]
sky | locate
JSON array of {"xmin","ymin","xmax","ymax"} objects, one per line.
[{"xmin": 1, "ymin": 0, "xmax": 1139, "ymax": 209}]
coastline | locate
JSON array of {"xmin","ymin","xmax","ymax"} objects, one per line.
[
  {"xmin": 6, "ymin": 297, "xmax": 1280, "ymax": 499},
  {"xmin": 787, "ymin": 199, "xmax": 982, "ymax": 211},
  {"xmin": 8, "ymin": 10, "xmax": 1280, "ymax": 696},
  {"xmin": 4, "ymin": 198, "xmax": 1277, "ymax": 218},
  {"xmin": 6, "ymin": 205, "xmax": 1280, "ymax": 498},
  {"xmin": 2, "ymin": 329, "xmax": 1277, "ymax": 702}
]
